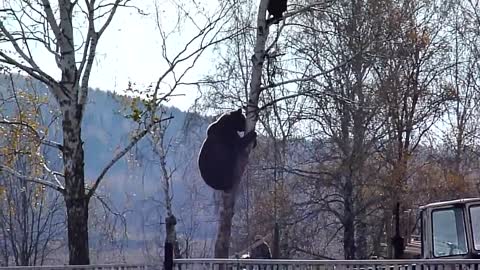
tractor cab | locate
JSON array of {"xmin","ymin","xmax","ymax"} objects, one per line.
[{"xmin": 415, "ymin": 198, "xmax": 480, "ymax": 259}]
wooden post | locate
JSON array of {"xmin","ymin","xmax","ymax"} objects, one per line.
[
  {"xmin": 391, "ymin": 202, "xmax": 405, "ymax": 259},
  {"xmin": 165, "ymin": 215, "xmax": 176, "ymax": 270},
  {"xmin": 272, "ymin": 222, "xmax": 280, "ymax": 258},
  {"xmin": 164, "ymin": 241, "xmax": 174, "ymax": 270}
]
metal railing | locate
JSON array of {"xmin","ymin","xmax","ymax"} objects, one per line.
[
  {"xmin": 174, "ymin": 259, "xmax": 480, "ymax": 270},
  {"xmin": 3, "ymin": 258, "xmax": 480, "ymax": 270},
  {"xmin": 0, "ymin": 264, "xmax": 158, "ymax": 270}
]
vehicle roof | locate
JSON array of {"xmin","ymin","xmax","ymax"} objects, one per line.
[{"xmin": 420, "ymin": 198, "xmax": 480, "ymax": 210}]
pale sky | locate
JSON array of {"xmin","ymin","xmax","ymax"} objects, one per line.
[
  {"xmin": 89, "ymin": 1, "xmax": 217, "ymax": 111},
  {"xmin": 2, "ymin": 0, "xmax": 219, "ymax": 111}
]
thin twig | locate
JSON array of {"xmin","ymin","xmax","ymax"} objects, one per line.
[{"xmin": 87, "ymin": 116, "xmax": 174, "ymax": 198}]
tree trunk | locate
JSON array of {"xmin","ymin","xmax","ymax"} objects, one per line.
[
  {"xmin": 343, "ymin": 179, "xmax": 355, "ymax": 259},
  {"xmin": 165, "ymin": 215, "xmax": 179, "ymax": 270},
  {"xmin": 373, "ymin": 214, "xmax": 388, "ymax": 258},
  {"xmin": 65, "ymin": 196, "xmax": 89, "ymax": 265},
  {"xmin": 213, "ymin": 0, "xmax": 269, "ymax": 258},
  {"xmin": 344, "ymin": 216, "xmax": 355, "ymax": 259},
  {"xmin": 61, "ymin": 102, "xmax": 90, "ymax": 265},
  {"xmin": 272, "ymin": 222, "xmax": 280, "ymax": 259},
  {"xmin": 214, "ymin": 132, "xmax": 253, "ymax": 258},
  {"xmin": 165, "ymin": 215, "xmax": 181, "ymax": 257},
  {"xmin": 214, "ymin": 189, "xmax": 237, "ymax": 258},
  {"xmin": 356, "ymin": 217, "xmax": 368, "ymax": 259},
  {"xmin": 385, "ymin": 210, "xmax": 393, "ymax": 258}
]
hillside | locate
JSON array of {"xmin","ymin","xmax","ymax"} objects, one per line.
[{"xmin": 0, "ymin": 75, "xmax": 218, "ymax": 262}]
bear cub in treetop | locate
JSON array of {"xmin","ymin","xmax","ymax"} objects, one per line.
[
  {"xmin": 267, "ymin": 0, "xmax": 287, "ymax": 24},
  {"xmin": 198, "ymin": 109, "xmax": 257, "ymax": 191}
]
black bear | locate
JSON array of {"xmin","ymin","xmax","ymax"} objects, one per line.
[
  {"xmin": 267, "ymin": 0, "xmax": 287, "ymax": 24},
  {"xmin": 198, "ymin": 109, "xmax": 257, "ymax": 191}
]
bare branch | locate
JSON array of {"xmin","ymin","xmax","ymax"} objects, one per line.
[
  {"xmin": 0, "ymin": 21, "xmax": 41, "ymax": 71},
  {"xmin": 153, "ymin": 2, "xmax": 239, "ymax": 97},
  {"xmin": 0, "ymin": 119, "xmax": 63, "ymax": 151},
  {"xmin": 42, "ymin": 162, "xmax": 65, "ymax": 190},
  {"xmin": 97, "ymin": 0, "xmax": 123, "ymax": 36},
  {"xmin": 87, "ymin": 116, "xmax": 174, "ymax": 198},
  {"xmin": 77, "ymin": 0, "xmax": 97, "ymax": 107},
  {"xmin": 40, "ymin": 0, "xmax": 62, "ymax": 41},
  {"xmin": 0, "ymin": 165, "xmax": 65, "ymax": 193},
  {"xmin": 0, "ymin": 52, "xmax": 62, "ymax": 96}
]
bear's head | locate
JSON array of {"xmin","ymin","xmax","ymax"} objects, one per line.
[{"xmin": 228, "ymin": 108, "xmax": 246, "ymax": 132}]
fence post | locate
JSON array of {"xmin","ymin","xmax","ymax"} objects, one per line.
[
  {"xmin": 165, "ymin": 215, "xmax": 177, "ymax": 270},
  {"xmin": 165, "ymin": 242, "xmax": 174, "ymax": 270}
]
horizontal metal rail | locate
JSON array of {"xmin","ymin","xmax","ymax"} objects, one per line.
[
  {"xmin": 0, "ymin": 264, "xmax": 158, "ymax": 269},
  {"xmin": 175, "ymin": 259, "xmax": 480, "ymax": 264},
  {"xmin": 174, "ymin": 259, "xmax": 480, "ymax": 270},
  {"xmin": 3, "ymin": 259, "xmax": 480, "ymax": 270}
]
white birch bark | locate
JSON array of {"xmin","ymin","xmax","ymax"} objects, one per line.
[{"xmin": 214, "ymin": 0, "xmax": 271, "ymax": 258}]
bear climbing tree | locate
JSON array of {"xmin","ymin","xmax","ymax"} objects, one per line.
[{"xmin": 198, "ymin": 109, "xmax": 257, "ymax": 191}]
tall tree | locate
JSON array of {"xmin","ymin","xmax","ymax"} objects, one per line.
[
  {"xmin": 372, "ymin": 0, "xmax": 450, "ymax": 257},
  {"xmin": 0, "ymin": 0, "xmax": 231, "ymax": 263},
  {"xmin": 288, "ymin": 0, "xmax": 392, "ymax": 259},
  {"xmin": 202, "ymin": 0, "xmax": 333, "ymax": 258},
  {"xmin": 0, "ymin": 0, "xmax": 139, "ymax": 264},
  {"xmin": 438, "ymin": 0, "xmax": 480, "ymax": 197}
]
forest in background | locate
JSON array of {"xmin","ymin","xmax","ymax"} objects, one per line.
[
  {"xmin": 1, "ymin": 0, "xmax": 480, "ymax": 266},
  {"xmin": 202, "ymin": 0, "xmax": 480, "ymax": 261}
]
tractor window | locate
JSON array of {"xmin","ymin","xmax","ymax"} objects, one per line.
[
  {"xmin": 432, "ymin": 208, "xmax": 468, "ymax": 257},
  {"xmin": 469, "ymin": 205, "xmax": 480, "ymax": 250}
]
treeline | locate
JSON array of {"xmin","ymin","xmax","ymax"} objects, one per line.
[
  {"xmin": 202, "ymin": 0, "xmax": 480, "ymax": 260},
  {"xmin": 0, "ymin": 77, "xmax": 215, "ymax": 265}
]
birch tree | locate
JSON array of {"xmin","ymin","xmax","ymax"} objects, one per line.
[
  {"xmin": 148, "ymin": 109, "xmax": 182, "ymax": 263},
  {"xmin": 203, "ymin": 0, "xmax": 333, "ymax": 258},
  {"xmin": 1, "ymin": 0, "xmax": 241, "ymax": 263},
  {"xmin": 0, "ymin": 0, "xmax": 139, "ymax": 264}
]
